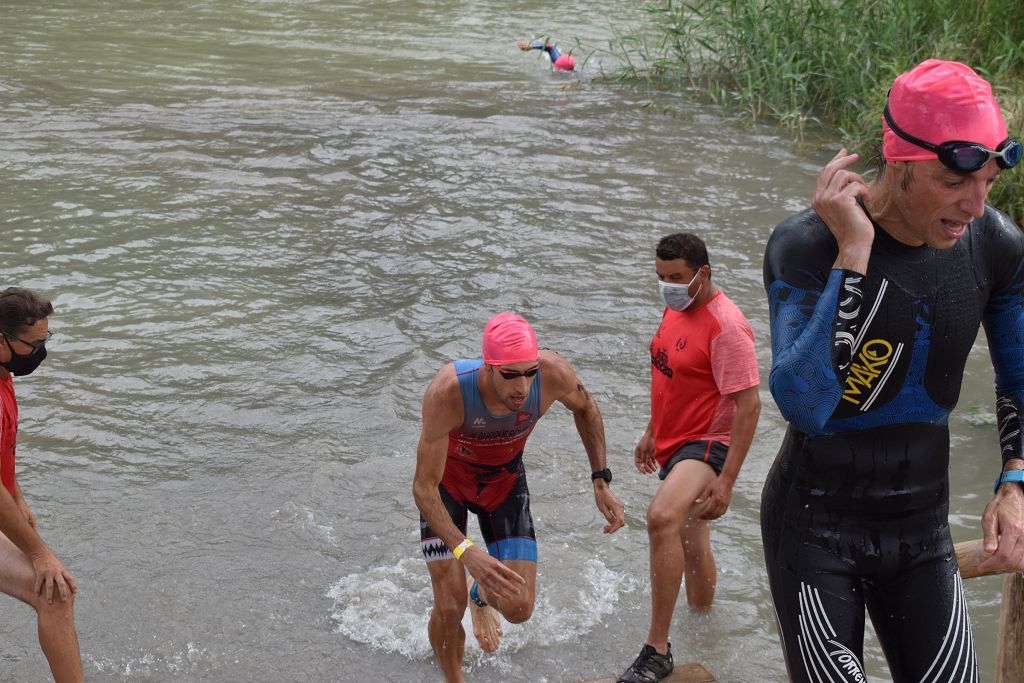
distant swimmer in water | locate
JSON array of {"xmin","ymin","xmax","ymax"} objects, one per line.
[
  {"xmin": 516, "ymin": 39, "xmax": 576, "ymax": 71},
  {"xmin": 762, "ymin": 59, "xmax": 1024, "ymax": 682},
  {"xmin": 413, "ymin": 312, "xmax": 624, "ymax": 682}
]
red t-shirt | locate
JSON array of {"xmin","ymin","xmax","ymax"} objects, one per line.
[
  {"xmin": 649, "ymin": 291, "xmax": 759, "ymax": 466},
  {"xmin": 0, "ymin": 374, "xmax": 17, "ymax": 496}
]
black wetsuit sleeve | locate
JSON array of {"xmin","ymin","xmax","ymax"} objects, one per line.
[
  {"xmin": 764, "ymin": 211, "xmax": 864, "ymax": 433},
  {"xmin": 980, "ymin": 208, "xmax": 1024, "ymax": 465}
]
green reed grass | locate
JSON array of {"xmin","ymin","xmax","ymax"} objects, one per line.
[{"xmin": 612, "ymin": 0, "xmax": 1024, "ymax": 222}]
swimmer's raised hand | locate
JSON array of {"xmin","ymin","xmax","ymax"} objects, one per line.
[{"xmin": 813, "ymin": 148, "xmax": 873, "ymax": 275}]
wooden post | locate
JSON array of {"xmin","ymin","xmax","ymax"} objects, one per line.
[
  {"xmin": 955, "ymin": 539, "xmax": 1024, "ymax": 683},
  {"xmin": 954, "ymin": 539, "xmax": 1002, "ymax": 580},
  {"xmin": 995, "ymin": 572, "xmax": 1024, "ymax": 683}
]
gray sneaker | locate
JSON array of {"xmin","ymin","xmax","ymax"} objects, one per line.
[{"xmin": 616, "ymin": 643, "xmax": 674, "ymax": 683}]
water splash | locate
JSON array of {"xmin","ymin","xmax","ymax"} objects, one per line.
[{"xmin": 326, "ymin": 557, "xmax": 640, "ymax": 662}]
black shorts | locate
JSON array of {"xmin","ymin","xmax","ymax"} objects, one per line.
[
  {"xmin": 419, "ymin": 456, "xmax": 537, "ymax": 563},
  {"xmin": 658, "ymin": 439, "xmax": 727, "ymax": 479}
]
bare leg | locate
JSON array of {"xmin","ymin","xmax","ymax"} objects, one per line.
[
  {"xmin": 466, "ymin": 574, "xmax": 502, "ymax": 653},
  {"xmin": 426, "ymin": 559, "xmax": 469, "ymax": 683},
  {"xmin": 680, "ymin": 516, "xmax": 715, "ymax": 610},
  {"xmin": 426, "ymin": 557, "xmax": 536, "ymax": 678},
  {"xmin": 0, "ymin": 532, "xmax": 83, "ymax": 683},
  {"xmin": 37, "ymin": 589, "xmax": 82, "ymax": 683},
  {"xmin": 644, "ymin": 460, "xmax": 717, "ymax": 654},
  {"xmin": 473, "ymin": 559, "xmax": 537, "ymax": 626}
]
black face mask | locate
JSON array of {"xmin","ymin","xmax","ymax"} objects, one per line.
[{"xmin": 2, "ymin": 336, "xmax": 46, "ymax": 376}]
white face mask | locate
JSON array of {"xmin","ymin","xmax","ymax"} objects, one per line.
[{"xmin": 658, "ymin": 270, "xmax": 702, "ymax": 311}]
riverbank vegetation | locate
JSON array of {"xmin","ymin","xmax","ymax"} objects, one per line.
[{"xmin": 613, "ymin": 0, "xmax": 1024, "ymax": 222}]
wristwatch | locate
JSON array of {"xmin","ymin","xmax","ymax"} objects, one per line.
[
  {"xmin": 993, "ymin": 470, "xmax": 1024, "ymax": 493},
  {"xmin": 591, "ymin": 468, "xmax": 612, "ymax": 483}
]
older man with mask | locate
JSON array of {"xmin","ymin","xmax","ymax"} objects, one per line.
[
  {"xmin": 762, "ymin": 59, "xmax": 1024, "ymax": 682},
  {"xmin": 0, "ymin": 287, "xmax": 82, "ymax": 682}
]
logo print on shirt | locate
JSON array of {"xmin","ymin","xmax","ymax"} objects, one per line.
[
  {"xmin": 472, "ymin": 417, "xmax": 486, "ymax": 426},
  {"xmin": 676, "ymin": 336, "xmax": 688, "ymax": 352},
  {"xmin": 515, "ymin": 411, "xmax": 532, "ymax": 426},
  {"xmin": 651, "ymin": 347, "xmax": 673, "ymax": 378},
  {"xmin": 457, "ymin": 444, "xmax": 475, "ymax": 459}
]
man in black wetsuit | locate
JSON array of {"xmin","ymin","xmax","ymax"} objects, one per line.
[{"xmin": 762, "ymin": 59, "xmax": 1024, "ymax": 682}]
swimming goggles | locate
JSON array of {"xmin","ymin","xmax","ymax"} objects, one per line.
[
  {"xmin": 883, "ymin": 103, "xmax": 1023, "ymax": 174},
  {"xmin": 496, "ymin": 365, "xmax": 539, "ymax": 380}
]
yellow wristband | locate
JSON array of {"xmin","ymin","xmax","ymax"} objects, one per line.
[{"xmin": 452, "ymin": 538, "xmax": 474, "ymax": 560}]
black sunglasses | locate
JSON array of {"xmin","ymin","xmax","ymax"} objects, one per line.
[
  {"xmin": 2, "ymin": 329, "xmax": 52, "ymax": 353},
  {"xmin": 496, "ymin": 365, "xmax": 539, "ymax": 380},
  {"xmin": 884, "ymin": 102, "xmax": 1023, "ymax": 174}
]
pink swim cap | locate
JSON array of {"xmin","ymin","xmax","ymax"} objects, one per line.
[
  {"xmin": 482, "ymin": 313, "xmax": 538, "ymax": 366},
  {"xmin": 554, "ymin": 54, "xmax": 575, "ymax": 71},
  {"xmin": 883, "ymin": 59, "xmax": 1008, "ymax": 162}
]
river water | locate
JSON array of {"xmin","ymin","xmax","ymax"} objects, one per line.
[{"xmin": 0, "ymin": 1, "xmax": 1012, "ymax": 681}]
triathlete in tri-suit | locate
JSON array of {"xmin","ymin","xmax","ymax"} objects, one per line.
[
  {"xmin": 762, "ymin": 60, "xmax": 1024, "ymax": 682},
  {"xmin": 412, "ymin": 312, "xmax": 624, "ymax": 683},
  {"xmin": 419, "ymin": 358, "xmax": 542, "ymax": 565}
]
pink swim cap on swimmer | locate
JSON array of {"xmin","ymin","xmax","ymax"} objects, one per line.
[
  {"xmin": 883, "ymin": 59, "xmax": 1008, "ymax": 162},
  {"xmin": 554, "ymin": 54, "xmax": 575, "ymax": 71},
  {"xmin": 482, "ymin": 312, "xmax": 538, "ymax": 366}
]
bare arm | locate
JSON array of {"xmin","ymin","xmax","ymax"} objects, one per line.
[
  {"xmin": 410, "ymin": 373, "xmax": 464, "ymax": 554},
  {"xmin": 978, "ymin": 227, "xmax": 1024, "ymax": 573},
  {"xmin": 13, "ymin": 481, "xmax": 35, "ymax": 529},
  {"xmin": 634, "ymin": 418, "xmax": 656, "ymax": 474},
  {"xmin": 560, "ymin": 381, "xmax": 606, "ymax": 474},
  {"xmin": 697, "ymin": 385, "xmax": 761, "ymax": 520},
  {"xmin": 410, "ymin": 366, "xmax": 525, "ymax": 600},
  {"xmin": 0, "ymin": 482, "xmax": 75, "ymax": 602},
  {"xmin": 979, "ymin": 458, "xmax": 1024, "ymax": 572},
  {"xmin": 544, "ymin": 352, "xmax": 625, "ymax": 533}
]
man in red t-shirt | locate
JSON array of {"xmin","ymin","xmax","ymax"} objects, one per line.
[
  {"xmin": 0, "ymin": 287, "xmax": 82, "ymax": 682},
  {"xmin": 617, "ymin": 234, "xmax": 761, "ymax": 683}
]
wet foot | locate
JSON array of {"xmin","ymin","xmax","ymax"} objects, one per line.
[{"xmin": 467, "ymin": 576, "xmax": 502, "ymax": 653}]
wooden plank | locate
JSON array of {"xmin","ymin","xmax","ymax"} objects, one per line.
[
  {"xmin": 996, "ymin": 572, "xmax": 1024, "ymax": 683},
  {"xmin": 955, "ymin": 539, "xmax": 1001, "ymax": 580},
  {"xmin": 580, "ymin": 662, "xmax": 717, "ymax": 683}
]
